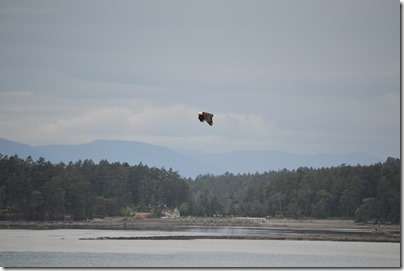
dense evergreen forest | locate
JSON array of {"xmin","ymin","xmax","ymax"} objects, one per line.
[
  {"xmin": 189, "ymin": 157, "xmax": 400, "ymax": 223},
  {"xmin": 0, "ymin": 154, "xmax": 400, "ymax": 223}
]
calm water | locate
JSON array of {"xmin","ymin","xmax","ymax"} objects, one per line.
[{"xmin": 0, "ymin": 228, "xmax": 400, "ymax": 267}]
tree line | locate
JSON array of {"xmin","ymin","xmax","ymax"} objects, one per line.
[
  {"xmin": 0, "ymin": 155, "xmax": 191, "ymax": 220},
  {"xmin": 189, "ymin": 157, "xmax": 400, "ymax": 223},
  {"xmin": 0, "ymin": 154, "xmax": 400, "ymax": 223}
]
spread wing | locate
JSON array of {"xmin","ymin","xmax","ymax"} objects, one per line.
[{"xmin": 204, "ymin": 113, "xmax": 213, "ymax": 126}]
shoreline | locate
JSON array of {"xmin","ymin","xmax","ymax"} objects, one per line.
[
  {"xmin": 0, "ymin": 217, "xmax": 400, "ymax": 243},
  {"xmin": 79, "ymin": 233, "xmax": 399, "ymax": 243}
]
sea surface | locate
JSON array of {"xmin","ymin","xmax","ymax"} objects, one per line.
[{"xmin": 0, "ymin": 228, "xmax": 400, "ymax": 267}]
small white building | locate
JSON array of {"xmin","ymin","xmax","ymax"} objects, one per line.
[
  {"xmin": 172, "ymin": 208, "xmax": 180, "ymax": 218},
  {"xmin": 161, "ymin": 207, "xmax": 180, "ymax": 219}
]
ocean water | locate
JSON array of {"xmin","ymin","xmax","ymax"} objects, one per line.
[{"xmin": 0, "ymin": 229, "xmax": 400, "ymax": 267}]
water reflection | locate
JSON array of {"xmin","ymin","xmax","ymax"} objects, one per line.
[{"xmin": 153, "ymin": 225, "xmax": 377, "ymax": 237}]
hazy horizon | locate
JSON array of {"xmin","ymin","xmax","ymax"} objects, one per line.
[{"xmin": 0, "ymin": 136, "xmax": 393, "ymax": 159}]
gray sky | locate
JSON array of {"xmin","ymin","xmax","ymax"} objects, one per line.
[{"xmin": 0, "ymin": 0, "xmax": 400, "ymax": 159}]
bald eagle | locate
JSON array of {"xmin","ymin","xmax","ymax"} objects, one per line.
[{"xmin": 198, "ymin": 112, "xmax": 214, "ymax": 126}]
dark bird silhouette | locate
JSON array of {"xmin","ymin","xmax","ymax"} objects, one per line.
[{"xmin": 198, "ymin": 112, "xmax": 214, "ymax": 126}]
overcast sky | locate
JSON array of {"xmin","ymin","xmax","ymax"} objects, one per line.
[{"xmin": 0, "ymin": 0, "xmax": 400, "ymax": 159}]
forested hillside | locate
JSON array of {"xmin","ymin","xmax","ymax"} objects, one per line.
[
  {"xmin": 0, "ymin": 154, "xmax": 400, "ymax": 223},
  {"xmin": 0, "ymin": 155, "xmax": 191, "ymax": 220},
  {"xmin": 190, "ymin": 158, "xmax": 400, "ymax": 222}
]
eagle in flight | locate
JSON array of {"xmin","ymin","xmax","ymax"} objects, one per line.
[{"xmin": 198, "ymin": 111, "xmax": 214, "ymax": 126}]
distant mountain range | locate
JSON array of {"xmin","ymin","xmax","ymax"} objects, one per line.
[{"xmin": 0, "ymin": 138, "xmax": 384, "ymax": 178}]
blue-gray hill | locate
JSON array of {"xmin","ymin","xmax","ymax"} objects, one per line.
[{"xmin": 0, "ymin": 138, "xmax": 383, "ymax": 178}]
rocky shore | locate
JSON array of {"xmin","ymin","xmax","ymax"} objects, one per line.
[{"xmin": 0, "ymin": 216, "xmax": 400, "ymax": 242}]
